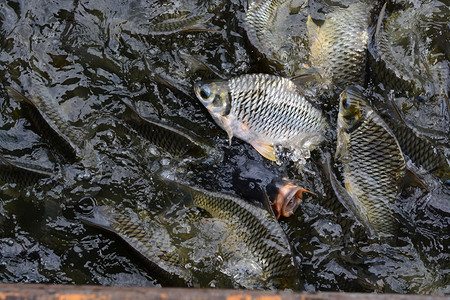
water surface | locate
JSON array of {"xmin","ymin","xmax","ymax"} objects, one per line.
[{"xmin": 0, "ymin": 0, "xmax": 448, "ymax": 293}]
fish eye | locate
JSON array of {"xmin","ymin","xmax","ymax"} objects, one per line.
[
  {"xmin": 77, "ymin": 196, "xmax": 96, "ymax": 214},
  {"xmin": 199, "ymin": 86, "xmax": 211, "ymax": 99},
  {"xmin": 342, "ymin": 98, "xmax": 351, "ymax": 109}
]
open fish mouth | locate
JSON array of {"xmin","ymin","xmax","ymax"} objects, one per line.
[{"xmin": 271, "ymin": 181, "xmax": 313, "ymax": 219}]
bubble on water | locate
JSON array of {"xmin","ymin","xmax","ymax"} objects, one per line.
[
  {"xmin": 132, "ymin": 82, "xmax": 141, "ymax": 91},
  {"xmin": 160, "ymin": 158, "xmax": 170, "ymax": 166},
  {"xmin": 148, "ymin": 146, "xmax": 159, "ymax": 156},
  {"xmin": 159, "ymin": 169, "xmax": 175, "ymax": 181},
  {"xmin": 216, "ymin": 255, "xmax": 224, "ymax": 264},
  {"xmin": 220, "ymin": 256, "xmax": 265, "ymax": 289},
  {"xmin": 106, "ymin": 131, "xmax": 114, "ymax": 140},
  {"xmin": 83, "ymin": 171, "xmax": 92, "ymax": 180}
]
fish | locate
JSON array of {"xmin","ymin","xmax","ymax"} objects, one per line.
[
  {"xmin": 384, "ymin": 103, "xmax": 450, "ymax": 180},
  {"xmin": 194, "ymin": 73, "xmax": 328, "ymax": 162},
  {"xmin": 121, "ymin": 101, "xmax": 214, "ymax": 158},
  {"xmin": 245, "ymin": 0, "xmax": 291, "ymax": 62},
  {"xmin": 230, "ymin": 160, "xmax": 312, "ymax": 219},
  {"xmin": 336, "ymin": 86, "xmax": 406, "ymax": 238},
  {"xmin": 6, "ymin": 86, "xmax": 93, "ymax": 163},
  {"xmin": 307, "ymin": 1, "xmax": 372, "ymax": 91},
  {"xmin": 245, "ymin": 0, "xmax": 309, "ymax": 75},
  {"xmin": 79, "ymin": 205, "xmax": 192, "ymax": 286},
  {"xmin": 266, "ymin": 179, "xmax": 312, "ymax": 220},
  {"xmin": 180, "ymin": 183, "xmax": 299, "ymax": 288},
  {"xmin": 0, "ymin": 155, "xmax": 52, "ymax": 187},
  {"xmin": 143, "ymin": 11, "xmax": 215, "ymax": 35},
  {"xmin": 368, "ymin": 3, "xmax": 439, "ymax": 100},
  {"xmin": 319, "ymin": 151, "xmax": 376, "ymax": 240}
]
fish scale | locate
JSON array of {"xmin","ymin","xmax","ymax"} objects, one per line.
[
  {"xmin": 195, "ymin": 74, "xmax": 327, "ymax": 161},
  {"xmin": 385, "ymin": 118, "xmax": 450, "ymax": 179},
  {"xmin": 369, "ymin": 4, "xmax": 437, "ymax": 99},
  {"xmin": 0, "ymin": 155, "xmax": 52, "ymax": 186},
  {"xmin": 228, "ymin": 75, "xmax": 324, "ymax": 139},
  {"xmin": 183, "ymin": 184, "xmax": 298, "ymax": 281},
  {"xmin": 6, "ymin": 87, "xmax": 83, "ymax": 161},
  {"xmin": 246, "ymin": 0, "xmax": 291, "ymax": 65},
  {"xmin": 337, "ymin": 88, "xmax": 406, "ymax": 237},
  {"xmin": 81, "ymin": 206, "xmax": 191, "ymax": 285},
  {"xmin": 307, "ymin": 1, "xmax": 371, "ymax": 91},
  {"xmin": 121, "ymin": 101, "xmax": 210, "ymax": 158}
]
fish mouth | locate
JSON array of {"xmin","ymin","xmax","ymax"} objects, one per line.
[
  {"xmin": 271, "ymin": 182, "xmax": 313, "ymax": 219},
  {"xmin": 193, "ymin": 82, "xmax": 203, "ymax": 101}
]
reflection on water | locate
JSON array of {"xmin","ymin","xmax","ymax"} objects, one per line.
[{"xmin": 0, "ymin": 0, "xmax": 448, "ymax": 293}]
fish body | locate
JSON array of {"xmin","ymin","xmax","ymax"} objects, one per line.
[
  {"xmin": 307, "ymin": 1, "xmax": 371, "ymax": 90},
  {"xmin": 336, "ymin": 86, "xmax": 406, "ymax": 237},
  {"xmin": 245, "ymin": 0, "xmax": 309, "ymax": 75},
  {"xmin": 194, "ymin": 74, "xmax": 327, "ymax": 161},
  {"xmin": 144, "ymin": 12, "xmax": 213, "ymax": 35},
  {"xmin": 181, "ymin": 184, "xmax": 299, "ymax": 286},
  {"xmin": 122, "ymin": 101, "xmax": 212, "ymax": 158},
  {"xmin": 369, "ymin": 3, "xmax": 443, "ymax": 99},
  {"xmin": 80, "ymin": 206, "xmax": 191, "ymax": 286},
  {"xmin": 387, "ymin": 118, "xmax": 450, "ymax": 180},
  {"xmin": 246, "ymin": 0, "xmax": 290, "ymax": 61},
  {"xmin": 0, "ymin": 155, "xmax": 52, "ymax": 187},
  {"xmin": 319, "ymin": 151, "xmax": 376, "ymax": 240},
  {"xmin": 6, "ymin": 86, "xmax": 89, "ymax": 162}
]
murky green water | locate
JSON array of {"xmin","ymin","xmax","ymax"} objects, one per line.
[{"xmin": 0, "ymin": 0, "xmax": 448, "ymax": 293}]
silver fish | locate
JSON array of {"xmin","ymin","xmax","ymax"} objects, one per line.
[
  {"xmin": 6, "ymin": 86, "xmax": 97, "ymax": 167},
  {"xmin": 336, "ymin": 86, "xmax": 406, "ymax": 237},
  {"xmin": 307, "ymin": 1, "xmax": 372, "ymax": 91},
  {"xmin": 245, "ymin": 0, "xmax": 309, "ymax": 75},
  {"xmin": 122, "ymin": 101, "xmax": 214, "ymax": 159},
  {"xmin": 194, "ymin": 73, "xmax": 328, "ymax": 162},
  {"xmin": 369, "ymin": 2, "xmax": 444, "ymax": 100},
  {"xmin": 246, "ymin": 0, "xmax": 291, "ymax": 61},
  {"xmin": 0, "ymin": 155, "xmax": 52, "ymax": 187},
  {"xmin": 80, "ymin": 205, "xmax": 192, "ymax": 286},
  {"xmin": 144, "ymin": 12, "xmax": 214, "ymax": 35},
  {"xmin": 384, "ymin": 104, "xmax": 450, "ymax": 181},
  {"xmin": 180, "ymin": 183, "xmax": 299, "ymax": 287}
]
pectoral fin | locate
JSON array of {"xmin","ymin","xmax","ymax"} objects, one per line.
[
  {"xmin": 251, "ymin": 140, "xmax": 276, "ymax": 161},
  {"xmin": 404, "ymin": 169, "xmax": 430, "ymax": 192},
  {"xmin": 306, "ymin": 15, "xmax": 320, "ymax": 38},
  {"xmin": 374, "ymin": 2, "xmax": 387, "ymax": 39},
  {"xmin": 290, "ymin": 67, "xmax": 321, "ymax": 86}
]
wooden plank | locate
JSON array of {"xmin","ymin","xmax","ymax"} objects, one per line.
[{"xmin": 0, "ymin": 284, "xmax": 445, "ymax": 300}]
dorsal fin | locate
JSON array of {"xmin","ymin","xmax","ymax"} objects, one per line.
[{"xmin": 375, "ymin": 2, "xmax": 387, "ymax": 40}]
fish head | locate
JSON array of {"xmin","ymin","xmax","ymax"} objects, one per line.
[
  {"xmin": 336, "ymin": 86, "xmax": 366, "ymax": 160},
  {"xmin": 194, "ymin": 80, "xmax": 235, "ymax": 143},
  {"xmin": 337, "ymin": 86, "xmax": 365, "ymax": 132},
  {"xmin": 194, "ymin": 80, "xmax": 231, "ymax": 116}
]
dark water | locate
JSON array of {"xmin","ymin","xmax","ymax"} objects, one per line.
[{"xmin": 0, "ymin": 0, "xmax": 448, "ymax": 293}]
